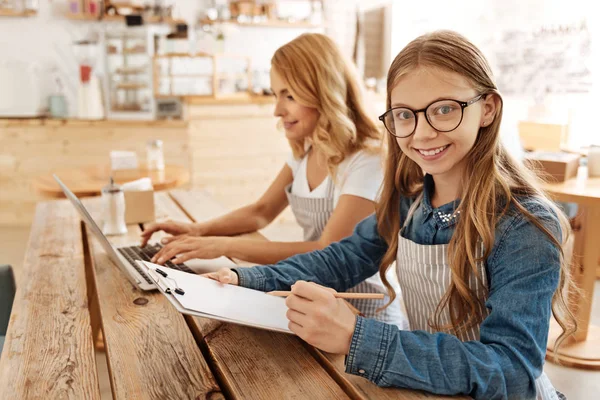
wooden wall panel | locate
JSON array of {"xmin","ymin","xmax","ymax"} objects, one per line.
[{"xmin": 0, "ymin": 120, "xmax": 189, "ymax": 226}]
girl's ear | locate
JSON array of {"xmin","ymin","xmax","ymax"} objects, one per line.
[{"xmin": 480, "ymin": 93, "xmax": 501, "ymax": 127}]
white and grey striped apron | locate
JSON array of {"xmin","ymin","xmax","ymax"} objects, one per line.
[
  {"xmin": 285, "ymin": 179, "xmax": 408, "ymax": 328},
  {"xmin": 395, "ymin": 194, "xmax": 558, "ymax": 399}
]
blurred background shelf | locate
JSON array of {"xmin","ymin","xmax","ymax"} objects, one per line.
[
  {"xmin": 198, "ymin": 18, "xmax": 320, "ymax": 29},
  {"xmin": 115, "ymin": 66, "xmax": 148, "ymax": 75},
  {"xmin": 0, "ymin": 8, "xmax": 36, "ymax": 17},
  {"xmin": 107, "ymin": 48, "xmax": 147, "ymax": 55},
  {"xmin": 155, "ymin": 52, "xmax": 213, "ymax": 58},
  {"xmin": 66, "ymin": 12, "xmax": 185, "ymax": 24},
  {"xmin": 110, "ymin": 104, "xmax": 143, "ymax": 111},
  {"xmin": 115, "ymin": 82, "xmax": 147, "ymax": 90},
  {"xmin": 103, "ymin": 27, "xmax": 157, "ymax": 120},
  {"xmin": 153, "ymin": 53, "xmax": 252, "ymax": 99}
]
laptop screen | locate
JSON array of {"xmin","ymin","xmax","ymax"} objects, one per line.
[{"xmin": 52, "ymin": 174, "xmax": 129, "ymax": 270}]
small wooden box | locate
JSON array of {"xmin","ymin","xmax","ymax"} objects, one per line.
[
  {"xmin": 524, "ymin": 151, "xmax": 580, "ymax": 183},
  {"xmin": 124, "ymin": 190, "xmax": 155, "ymax": 224}
]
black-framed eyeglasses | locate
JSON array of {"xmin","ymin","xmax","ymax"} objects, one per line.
[{"xmin": 378, "ymin": 94, "xmax": 485, "ymax": 138}]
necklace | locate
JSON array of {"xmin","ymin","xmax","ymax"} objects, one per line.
[{"xmin": 437, "ymin": 209, "xmax": 461, "ymax": 223}]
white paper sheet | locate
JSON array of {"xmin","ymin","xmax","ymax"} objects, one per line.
[
  {"xmin": 140, "ymin": 261, "xmax": 293, "ymax": 334},
  {"xmin": 183, "ymin": 256, "xmax": 238, "ymax": 274}
]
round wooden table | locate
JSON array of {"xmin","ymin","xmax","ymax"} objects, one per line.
[
  {"xmin": 33, "ymin": 164, "xmax": 190, "ymax": 198},
  {"xmin": 543, "ymin": 166, "xmax": 600, "ymax": 369}
]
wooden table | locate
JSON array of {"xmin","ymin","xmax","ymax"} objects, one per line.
[
  {"xmin": 544, "ymin": 166, "xmax": 600, "ymax": 369},
  {"xmin": 0, "ymin": 190, "xmax": 465, "ymax": 399},
  {"xmin": 33, "ymin": 164, "xmax": 190, "ymax": 198}
]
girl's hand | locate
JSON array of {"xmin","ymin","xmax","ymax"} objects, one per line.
[
  {"xmin": 150, "ymin": 236, "xmax": 229, "ymax": 264},
  {"xmin": 140, "ymin": 220, "xmax": 201, "ymax": 247},
  {"xmin": 203, "ymin": 268, "xmax": 239, "ymax": 285},
  {"xmin": 285, "ymin": 281, "xmax": 357, "ymax": 354}
]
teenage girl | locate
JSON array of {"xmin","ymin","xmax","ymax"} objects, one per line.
[{"xmin": 207, "ymin": 31, "xmax": 575, "ymax": 399}]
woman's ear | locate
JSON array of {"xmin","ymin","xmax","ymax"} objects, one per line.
[{"xmin": 480, "ymin": 93, "xmax": 501, "ymax": 127}]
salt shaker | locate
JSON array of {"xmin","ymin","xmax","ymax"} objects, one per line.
[
  {"xmin": 146, "ymin": 139, "xmax": 165, "ymax": 170},
  {"xmin": 588, "ymin": 145, "xmax": 600, "ymax": 178},
  {"xmin": 102, "ymin": 177, "xmax": 128, "ymax": 236}
]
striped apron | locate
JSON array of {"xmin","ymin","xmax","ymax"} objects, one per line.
[
  {"xmin": 396, "ymin": 195, "xmax": 558, "ymax": 399},
  {"xmin": 285, "ymin": 179, "xmax": 409, "ymax": 328}
]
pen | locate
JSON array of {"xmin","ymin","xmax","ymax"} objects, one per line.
[{"xmin": 267, "ymin": 291, "xmax": 384, "ymax": 300}]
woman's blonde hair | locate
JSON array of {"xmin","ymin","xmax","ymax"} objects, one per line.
[
  {"xmin": 271, "ymin": 33, "xmax": 381, "ymax": 175},
  {"xmin": 376, "ymin": 30, "xmax": 576, "ymax": 351}
]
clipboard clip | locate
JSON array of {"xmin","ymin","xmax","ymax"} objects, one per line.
[{"xmin": 153, "ymin": 268, "xmax": 186, "ymax": 295}]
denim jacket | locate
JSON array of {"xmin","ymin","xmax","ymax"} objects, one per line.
[{"xmin": 234, "ymin": 175, "xmax": 562, "ymax": 399}]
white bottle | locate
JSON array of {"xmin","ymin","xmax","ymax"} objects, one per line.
[
  {"xmin": 588, "ymin": 145, "xmax": 600, "ymax": 178},
  {"xmin": 102, "ymin": 178, "xmax": 128, "ymax": 236}
]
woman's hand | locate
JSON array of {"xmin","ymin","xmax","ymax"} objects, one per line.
[
  {"xmin": 203, "ymin": 268, "xmax": 239, "ymax": 286},
  {"xmin": 140, "ymin": 220, "xmax": 202, "ymax": 247},
  {"xmin": 285, "ymin": 281, "xmax": 357, "ymax": 354},
  {"xmin": 150, "ymin": 236, "xmax": 229, "ymax": 264}
]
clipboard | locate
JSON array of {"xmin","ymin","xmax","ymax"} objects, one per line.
[{"xmin": 138, "ymin": 261, "xmax": 294, "ymax": 334}]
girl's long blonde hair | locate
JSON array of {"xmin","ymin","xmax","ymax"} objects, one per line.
[
  {"xmin": 376, "ymin": 30, "xmax": 576, "ymax": 351},
  {"xmin": 271, "ymin": 33, "xmax": 381, "ymax": 175}
]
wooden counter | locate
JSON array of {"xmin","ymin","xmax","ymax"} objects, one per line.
[
  {"xmin": 1, "ymin": 92, "xmax": 384, "ymax": 227},
  {"xmin": 184, "ymin": 102, "xmax": 291, "ymax": 216},
  {"xmin": 0, "ymin": 118, "xmax": 190, "ymax": 226},
  {"xmin": 0, "ymin": 118, "xmax": 188, "ymax": 128},
  {"xmin": 182, "ymin": 89, "xmax": 385, "ymax": 217},
  {"xmin": 183, "ymin": 94, "xmax": 275, "ymax": 106}
]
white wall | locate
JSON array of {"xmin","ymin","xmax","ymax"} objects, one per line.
[
  {"xmin": 0, "ymin": 0, "xmax": 320, "ymax": 117},
  {"xmin": 388, "ymin": 0, "xmax": 598, "ymax": 147},
  {"xmin": 0, "ymin": 1, "xmax": 93, "ymax": 116}
]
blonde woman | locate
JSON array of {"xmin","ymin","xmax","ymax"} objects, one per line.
[
  {"xmin": 142, "ymin": 33, "xmax": 409, "ymax": 328},
  {"xmin": 208, "ymin": 31, "xmax": 576, "ymax": 399}
]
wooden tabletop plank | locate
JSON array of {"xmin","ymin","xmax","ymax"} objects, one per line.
[
  {"xmin": 160, "ymin": 191, "xmax": 352, "ymax": 399},
  {"xmin": 542, "ymin": 166, "xmax": 600, "ymax": 207},
  {"xmin": 34, "ymin": 165, "xmax": 190, "ymax": 199},
  {"xmin": 0, "ymin": 201, "xmax": 101, "ymax": 399},
  {"xmin": 169, "ymin": 189, "xmax": 468, "ymax": 400},
  {"xmin": 169, "ymin": 188, "xmax": 267, "ymax": 245},
  {"xmin": 81, "ymin": 196, "xmax": 223, "ymax": 400},
  {"xmin": 312, "ymin": 351, "xmax": 468, "ymax": 399}
]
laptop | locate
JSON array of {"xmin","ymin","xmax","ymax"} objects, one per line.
[{"xmin": 53, "ymin": 174, "xmax": 237, "ymax": 291}]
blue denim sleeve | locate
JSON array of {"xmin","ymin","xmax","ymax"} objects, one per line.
[
  {"xmin": 345, "ymin": 207, "xmax": 562, "ymax": 399},
  {"xmin": 234, "ymin": 214, "xmax": 388, "ymax": 292}
]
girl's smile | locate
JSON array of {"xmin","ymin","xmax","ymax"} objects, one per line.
[{"xmin": 414, "ymin": 143, "xmax": 451, "ymax": 160}]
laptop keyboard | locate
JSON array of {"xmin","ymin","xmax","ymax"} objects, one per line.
[{"xmin": 118, "ymin": 243, "xmax": 195, "ymax": 284}]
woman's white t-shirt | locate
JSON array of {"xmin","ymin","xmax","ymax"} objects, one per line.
[
  {"xmin": 286, "ymin": 148, "xmax": 409, "ymax": 329},
  {"xmin": 285, "ymin": 149, "xmax": 384, "ymax": 205}
]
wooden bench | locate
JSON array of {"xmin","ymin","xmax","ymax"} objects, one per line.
[{"xmin": 0, "ymin": 190, "xmax": 466, "ymax": 399}]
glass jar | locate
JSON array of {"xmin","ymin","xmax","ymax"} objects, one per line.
[
  {"xmin": 146, "ymin": 139, "xmax": 165, "ymax": 170},
  {"xmin": 101, "ymin": 178, "xmax": 127, "ymax": 236},
  {"xmin": 588, "ymin": 145, "xmax": 600, "ymax": 177}
]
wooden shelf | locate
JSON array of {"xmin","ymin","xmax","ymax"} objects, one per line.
[
  {"xmin": 66, "ymin": 13, "xmax": 185, "ymax": 24},
  {"xmin": 111, "ymin": 104, "xmax": 144, "ymax": 112},
  {"xmin": 123, "ymin": 49, "xmax": 147, "ymax": 55},
  {"xmin": 115, "ymin": 83, "xmax": 148, "ymax": 90},
  {"xmin": 0, "ymin": 9, "xmax": 37, "ymax": 17},
  {"xmin": 155, "ymin": 53, "xmax": 213, "ymax": 58},
  {"xmin": 198, "ymin": 18, "xmax": 320, "ymax": 28},
  {"xmin": 183, "ymin": 94, "xmax": 275, "ymax": 105},
  {"xmin": 107, "ymin": 49, "xmax": 147, "ymax": 55},
  {"xmin": 115, "ymin": 67, "xmax": 148, "ymax": 75}
]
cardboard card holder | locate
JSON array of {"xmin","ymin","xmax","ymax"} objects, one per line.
[
  {"xmin": 524, "ymin": 151, "xmax": 580, "ymax": 183},
  {"xmin": 124, "ymin": 190, "xmax": 155, "ymax": 224}
]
